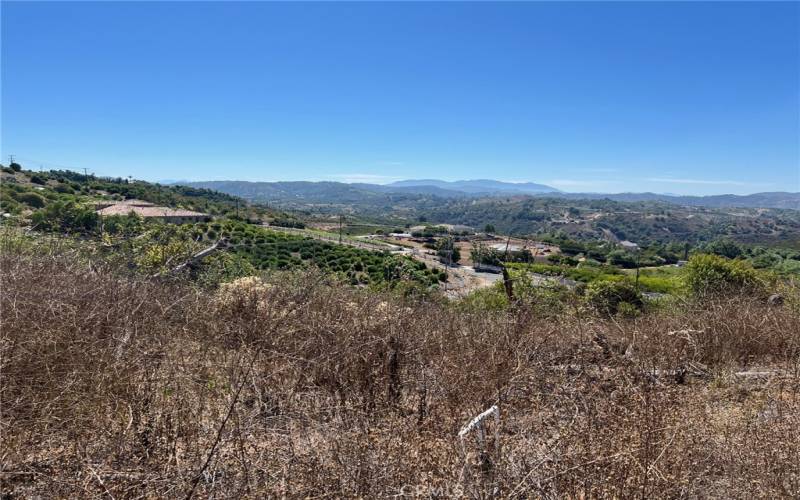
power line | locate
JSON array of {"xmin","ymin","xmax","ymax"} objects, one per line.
[{"xmin": 10, "ymin": 155, "xmax": 112, "ymax": 178}]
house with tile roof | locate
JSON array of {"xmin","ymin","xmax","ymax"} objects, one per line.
[{"xmin": 96, "ymin": 200, "xmax": 211, "ymax": 223}]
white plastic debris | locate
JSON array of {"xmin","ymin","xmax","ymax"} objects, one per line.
[{"xmin": 458, "ymin": 405, "xmax": 499, "ymax": 439}]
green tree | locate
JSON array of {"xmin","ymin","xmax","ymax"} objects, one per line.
[
  {"xmin": 607, "ymin": 249, "xmax": 636, "ymax": 268},
  {"xmin": 471, "ymin": 245, "xmax": 501, "ymax": 266},
  {"xmin": 436, "ymin": 238, "xmax": 460, "ymax": 264},
  {"xmin": 703, "ymin": 239, "xmax": 743, "ymax": 259}
]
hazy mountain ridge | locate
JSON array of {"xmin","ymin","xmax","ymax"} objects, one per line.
[
  {"xmin": 386, "ymin": 178, "xmax": 560, "ymax": 194},
  {"xmin": 181, "ymin": 180, "xmax": 799, "ymax": 210},
  {"xmin": 538, "ymin": 191, "xmax": 800, "ymax": 210}
]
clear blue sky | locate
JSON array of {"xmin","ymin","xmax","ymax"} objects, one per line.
[{"xmin": 2, "ymin": 1, "xmax": 798, "ymax": 195}]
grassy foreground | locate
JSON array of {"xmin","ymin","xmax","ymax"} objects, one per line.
[{"xmin": 1, "ymin": 239, "xmax": 799, "ymax": 498}]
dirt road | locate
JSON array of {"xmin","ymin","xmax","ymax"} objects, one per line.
[
  {"xmin": 265, "ymin": 225, "xmax": 501, "ymax": 297},
  {"xmin": 264, "ymin": 225, "xmax": 400, "ymax": 252},
  {"xmin": 395, "ymin": 247, "xmax": 503, "ymax": 297}
]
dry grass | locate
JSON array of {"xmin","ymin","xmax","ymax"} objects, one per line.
[{"xmin": 1, "ymin": 239, "xmax": 799, "ymax": 498}]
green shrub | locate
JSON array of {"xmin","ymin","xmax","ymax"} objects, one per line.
[
  {"xmin": 548, "ymin": 254, "xmax": 578, "ymax": 266},
  {"xmin": 103, "ymin": 213, "xmax": 144, "ymax": 236},
  {"xmin": 684, "ymin": 254, "xmax": 765, "ymax": 298},
  {"xmin": 0, "ymin": 197, "xmax": 21, "ymax": 214},
  {"xmin": 458, "ymin": 285, "xmax": 508, "ymax": 311},
  {"xmin": 636, "ymin": 275, "xmax": 680, "ymax": 294},
  {"xmin": 584, "ymin": 280, "xmax": 643, "ymax": 315},
  {"xmin": 616, "ymin": 301, "xmax": 641, "ymax": 319},
  {"xmin": 271, "ymin": 217, "xmax": 305, "ymax": 229},
  {"xmin": 31, "ymin": 201, "xmax": 98, "ymax": 233},
  {"xmin": 14, "ymin": 192, "xmax": 47, "ymax": 208},
  {"xmin": 195, "ymin": 252, "xmax": 257, "ymax": 288}
]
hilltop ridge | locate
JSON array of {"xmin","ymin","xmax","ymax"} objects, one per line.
[{"xmin": 182, "ymin": 179, "xmax": 800, "ymax": 211}]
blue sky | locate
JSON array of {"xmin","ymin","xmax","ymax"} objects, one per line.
[{"xmin": 2, "ymin": 1, "xmax": 798, "ymax": 195}]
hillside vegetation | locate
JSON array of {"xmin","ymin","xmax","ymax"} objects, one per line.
[
  {"xmin": 0, "ymin": 167, "xmax": 443, "ymax": 292},
  {"xmin": 0, "ymin": 167, "xmax": 272, "ymax": 221},
  {"xmin": 2, "ymin": 232, "xmax": 799, "ymax": 497},
  {"xmin": 3, "ymin": 165, "xmax": 800, "ymax": 498},
  {"xmin": 187, "ymin": 179, "xmax": 800, "ymax": 210},
  {"xmin": 186, "ymin": 179, "xmax": 800, "ymax": 247}
]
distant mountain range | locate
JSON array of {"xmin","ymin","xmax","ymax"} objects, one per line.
[
  {"xmin": 531, "ymin": 191, "xmax": 800, "ymax": 210},
  {"xmin": 177, "ymin": 179, "xmax": 800, "ymax": 210},
  {"xmin": 386, "ymin": 179, "xmax": 560, "ymax": 195}
]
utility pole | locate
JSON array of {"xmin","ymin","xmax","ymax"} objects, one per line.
[
  {"xmin": 447, "ymin": 230, "xmax": 453, "ymax": 268},
  {"xmin": 635, "ymin": 248, "xmax": 641, "ymax": 290},
  {"xmin": 8, "ymin": 155, "xmax": 14, "ymax": 165},
  {"xmin": 442, "ymin": 243, "xmax": 449, "ymax": 293},
  {"xmin": 501, "ymin": 233, "xmax": 515, "ymax": 302},
  {"xmin": 83, "ymin": 168, "xmax": 88, "ymax": 177},
  {"xmin": 338, "ymin": 214, "xmax": 343, "ymax": 244}
]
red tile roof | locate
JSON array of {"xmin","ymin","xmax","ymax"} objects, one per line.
[{"xmin": 97, "ymin": 205, "xmax": 209, "ymax": 218}]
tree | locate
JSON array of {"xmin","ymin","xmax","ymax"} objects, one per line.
[
  {"xmin": 471, "ymin": 245, "xmax": 501, "ymax": 266},
  {"xmin": 484, "ymin": 224, "xmax": 496, "ymax": 234},
  {"xmin": 607, "ymin": 249, "xmax": 636, "ymax": 268},
  {"xmin": 436, "ymin": 238, "xmax": 460, "ymax": 264},
  {"xmin": 9, "ymin": 162, "xmax": 22, "ymax": 172},
  {"xmin": 703, "ymin": 239, "xmax": 743, "ymax": 259},
  {"xmin": 548, "ymin": 254, "xmax": 578, "ymax": 266}
]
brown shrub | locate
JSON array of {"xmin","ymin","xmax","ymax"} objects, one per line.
[{"xmin": 1, "ymin": 243, "xmax": 799, "ymax": 498}]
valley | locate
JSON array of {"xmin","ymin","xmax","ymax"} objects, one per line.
[
  {"xmin": 186, "ymin": 179, "xmax": 800, "ymax": 248},
  {"xmin": 4, "ymin": 2, "xmax": 799, "ymax": 496},
  {"xmin": 3, "ymin": 164, "xmax": 800, "ymax": 498}
]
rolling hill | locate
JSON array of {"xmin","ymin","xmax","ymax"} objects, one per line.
[
  {"xmin": 386, "ymin": 178, "xmax": 560, "ymax": 194},
  {"xmin": 182, "ymin": 179, "xmax": 799, "ymax": 211}
]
